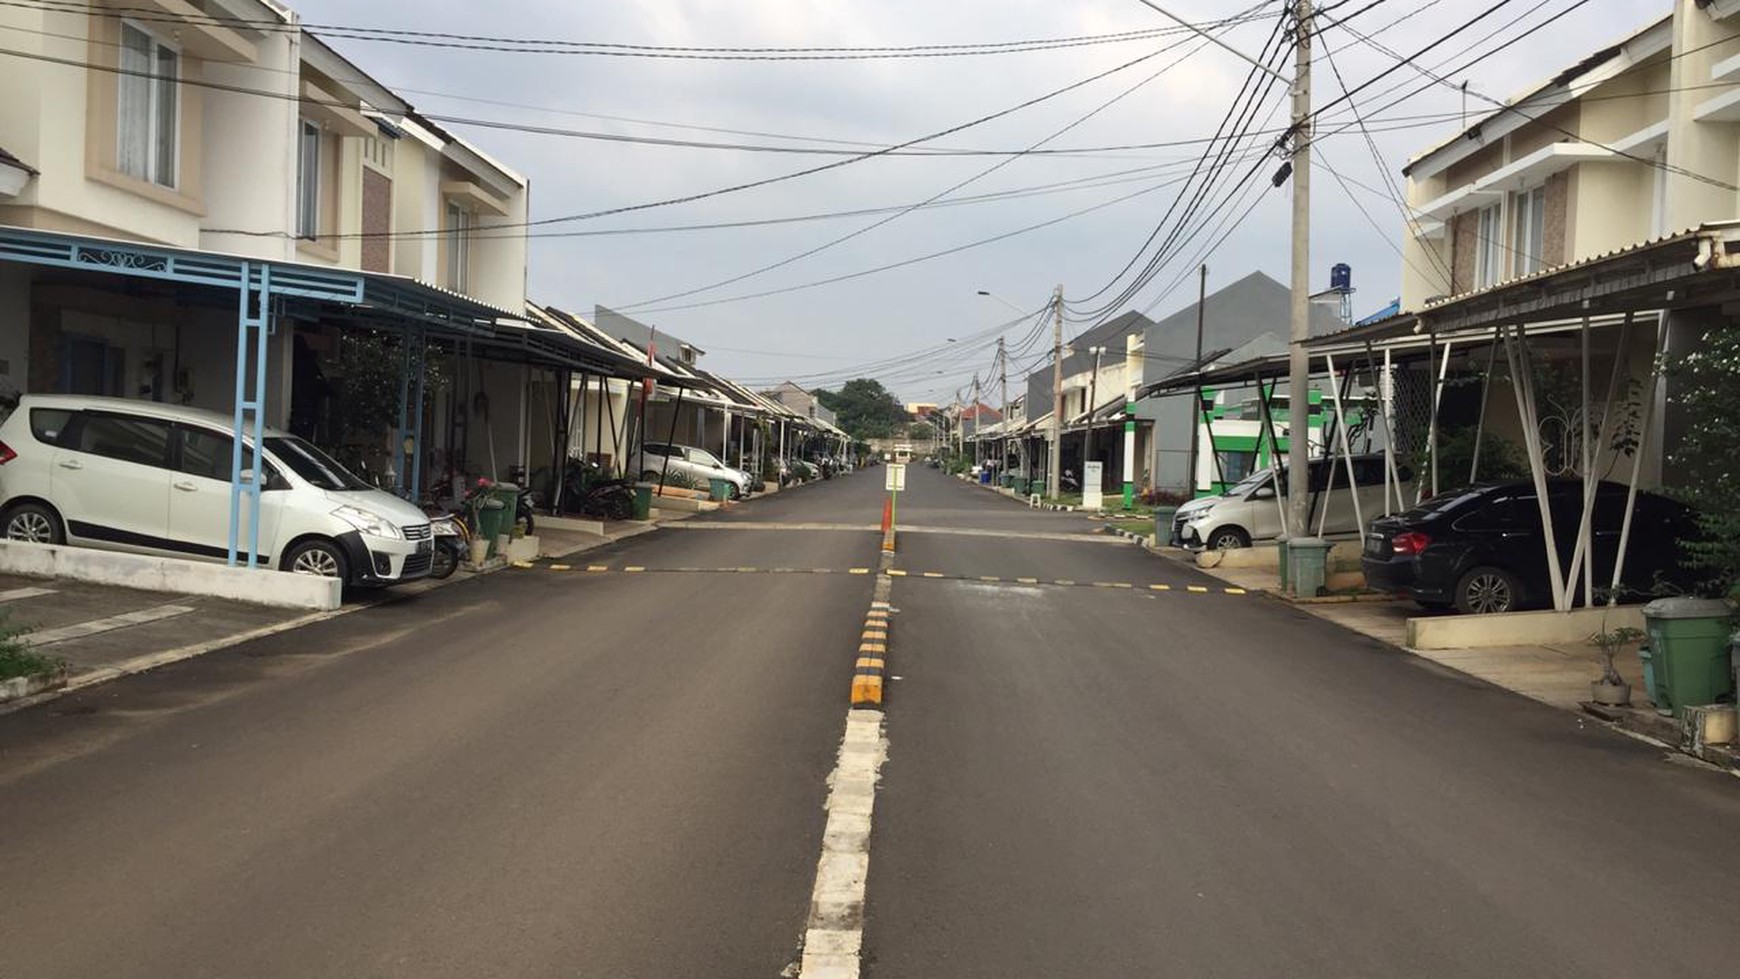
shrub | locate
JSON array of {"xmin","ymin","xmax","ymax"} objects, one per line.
[{"xmin": 0, "ymin": 611, "xmax": 54, "ymax": 682}]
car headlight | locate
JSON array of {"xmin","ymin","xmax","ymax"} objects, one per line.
[{"xmin": 332, "ymin": 505, "xmax": 402, "ymax": 539}]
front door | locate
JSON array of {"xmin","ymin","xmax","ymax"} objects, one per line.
[{"xmin": 169, "ymin": 425, "xmax": 283, "ymax": 564}]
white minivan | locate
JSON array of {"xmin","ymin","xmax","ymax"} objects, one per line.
[
  {"xmin": 633, "ymin": 442, "xmax": 749, "ymax": 498},
  {"xmin": 0, "ymin": 395, "xmax": 432, "ymax": 586},
  {"xmin": 1176, "ymin": 454, "xmax": 1416, "ymax": 550}
]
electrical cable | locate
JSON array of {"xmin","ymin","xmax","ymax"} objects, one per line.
[{"xmin": 616, "ymin": 0, "xmax": 1277, "ymax": 311}]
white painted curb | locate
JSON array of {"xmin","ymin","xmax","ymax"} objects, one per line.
[{"xmin": 0, "ymin": 541, "xmax": 340, "ymax": 610}]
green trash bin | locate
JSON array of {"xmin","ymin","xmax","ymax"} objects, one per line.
[
  {"xmin": 632, "ymin": 485, "xmax": 653, "ymax": 521},
  {"xmin": 1288, "ymin": 537, "xmax": 1333, "ymax": 598},
  {"xmin": 473, "ymin": 483, "xmax": 518, "ymax": 557},
  {"xmin": 707, "ymin": 478, "xmax": 732, "ymax": 502},
  {"xmin": 1642, "ymin": 598, "xmax": 1734, "ymax": 718}
]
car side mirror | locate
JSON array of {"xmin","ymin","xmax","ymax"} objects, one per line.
[{"xmin": 1251, "ymin": 486, "xmax": 1276, "ymax": 500}]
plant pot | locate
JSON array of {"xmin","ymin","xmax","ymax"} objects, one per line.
[
  {"xmin": 1591, "ymin": 679, "xmax": 1632, "ymax": 707},
  {"xmin": 467, "ymin": 538, "xmax": 490, "ymax": 566}
]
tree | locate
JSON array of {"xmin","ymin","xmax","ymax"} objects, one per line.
[
  {"xmin": 813, "ymin": 378, "xmax": 907, "ymax": 439},
  {"xmin": 909, "ymin": 421, "xmax": 936, "ymax": 440},
  {"xmin": 1670, "ymin": 328, "xmax": 1740, "ymax": 596}
]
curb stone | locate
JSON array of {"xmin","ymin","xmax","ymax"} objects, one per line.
[{"xmin": 0, "ymin": 670, "xmax": 67, "ymax": 705}]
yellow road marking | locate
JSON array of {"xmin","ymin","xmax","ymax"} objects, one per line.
[
  {"xmin": 1225, "ymin": 587, "xmax": 1248, "ymax": 595},
  {"xmin": 549, "ymin": 564, "xmax": 571, "ymax": 571},
  {"xmin": 887, "ymin": 569, "xmax": 908, "ymax": 577},
  {"xmin": 850, "ymin": 568, "xmax": 871, "ymax": 575},
  {"xmin": 625, "ymin": 566, "xmax": 646, "ymax": 573},
  {"xmin": 1017, "ymin": 577, "xmax": 1039, "ymax": 584},
  {"xmin": 1187, "ymin": 585, "xmax": 1208, "ymax": 593},
  {"xmin": 856, "ymin": 658, "xmax": 885, "ymax": 670},
  {"xmin": 1054, "ymin": 579, "xmax": 1075, "ymax": 586},
  {"xmin": 923, "ymin": 572, "xmax": 945, "ymax": 578},
  {"xmin": 587, "ymin": 566, "xmax": 609, "ymax": 572},
  {"xmin": 1150, "ymin": 584, "xmax": 1171, "ymax": 591},
  {"xmin": 859, "ymin": 642, "xmax": 887, "ymax": 654},
  {"xmin": 511, "ymin": 560, "xmax": 536, "ymax": 569},
  {"xmin": 980, "ymin": 576, "xmax": 1001, "ymax": 583}
]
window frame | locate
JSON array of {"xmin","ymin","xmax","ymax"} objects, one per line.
[
  {"xmin": 1510, "ymin": 185, "xmax": 1546, "ymax": 278},
  {"xmin": 446, "ymin": 200, "xmax": 473, "ymax": 293},
  {"xmin": 296, "ymin": 120, "xmax": 322, "ymax": 240},
  {"xmin": 116, "ymin": 20, "xmax": 180, "ymax": 189},
  {"xmin": 1473, "ymin": 202, "xmax": 1504, "ymax": 290}
]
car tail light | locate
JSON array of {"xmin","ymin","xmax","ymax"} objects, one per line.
[
  {"xmin": 0, "ymin": 440, "xmax": 15, "ymax": 465},
  {"xmin": 1392, "ymin": 531, "xmax": 1431, "ymax": 556}
]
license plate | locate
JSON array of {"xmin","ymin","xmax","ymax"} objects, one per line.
[
  {"xmin": 1365, "ymin": 536, "xmax": 1384, "ymax": 556},
  {"xmin": 418, "ymin": 540, "xmax": 433, "ymax": 555}
]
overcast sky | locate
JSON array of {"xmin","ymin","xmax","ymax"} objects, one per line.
[{"xmin": 294, "ymin": 0, "xmax": 1662, "ymax": 402}]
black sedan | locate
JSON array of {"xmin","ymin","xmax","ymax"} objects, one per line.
[{"xmin": 1363, "ymin": 479, "xmax": 1697, "ymax": 614}]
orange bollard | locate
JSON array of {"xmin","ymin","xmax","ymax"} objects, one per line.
[{"xmin": 881, "ymin": 496, "xmax": 893, "ymax": 534}]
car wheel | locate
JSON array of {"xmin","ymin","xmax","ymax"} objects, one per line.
[
  {"xmin": 285, "ymin": 539, "xmax": 348, "ymax": 582},
  {"xmin": 3, "ymin": 502, "xmax": 64, "ymax": 545},
  {"xmin": 1454, "ymin": 566, "xmax": 1520, "ymax": 615},
  {"xmin": 729, "ymin": 482, "xmax": 743, "ymax": 500},
  {"xmin": 1206, "ymin": 526, "xmax": 1250, "ymax": 550}
]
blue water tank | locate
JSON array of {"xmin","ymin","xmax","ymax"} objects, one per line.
[{"xmin": 1330, "ymin": 263, "xmax": 1352, "ymax": 292}]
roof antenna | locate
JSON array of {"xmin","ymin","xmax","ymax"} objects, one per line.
[{"xmin": 1460, "ymin": 80, "xmax": 1469, "ymax": 130}]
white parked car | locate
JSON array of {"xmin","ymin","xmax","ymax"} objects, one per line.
[
  {"xmin": 0, "ymin": 395, "xmax": 433, "ymax": 586},
  {"xmin": 1176, "ymin": 454, "xmax": 1415, "ymax": 550},
  {"xmin": 633, "ymin": 442, "xmax": 749, "ymax": 498}
]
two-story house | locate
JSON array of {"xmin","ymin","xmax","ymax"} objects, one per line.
[{"xmin": 0, "ymin": 0, "xmax": 610, "ymax": 510}]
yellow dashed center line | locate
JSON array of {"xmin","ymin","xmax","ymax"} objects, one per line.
[
  {"xmin": 1150, "ymin": 584, "xmax": 1171, "ymax": 591},
  {"xmin": 849, "ymin": 568, "xmax": 871, "ymax": 575},
  {"xmin": 1187, "ymin": 585, "xmax": 1208, "ymax": 593}
]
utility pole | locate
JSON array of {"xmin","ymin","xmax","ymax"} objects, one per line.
[
  {"xmin": 1048, "ymin": 284, "xmax": 1064, "ymax": 499},
  {"xmin": 1188, "ymin": 264, "xmax": 1207, "ymax": 497},
  {"xmin": 970, "ymin": 374, "xmax": 981, "ymax": 469},
  {"xmin": 1285, "ymin": 0, "xmax": 1314, "ymax": 540},
  {"xmin": 1083, "ymin": 346, "xmax": 1104, "ymax": 492},
  {"xmin": 998, "ymin": 336, "xmax": 1009, "ymax": 481}
]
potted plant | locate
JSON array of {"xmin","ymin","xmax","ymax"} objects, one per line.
[{"xmin": 1587, "ymin": 626, "xmax": 1644, "ymax": 706}]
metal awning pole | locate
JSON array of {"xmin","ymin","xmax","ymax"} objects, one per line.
[
  {"xmin": 1469, "ymin": 331, "xmax": 1500, "ymax": 484},
  {"xmin": 1362, "ymin": 340, "xmax": 1402, "ymax": 516},
  {"xmin": 1610, "ymin": 313, "xmax": 1667, "ymax": 604},
  {"xmin": 659, "ymin": 387, "xmax": 685, "ymax": 491},
  {"xmin": 1503, "ymin": 322, "xmax": 1569, "ymax": 611},
  {"xmin": 1563, "ymin": 313, "xmax": 1633, "ymax": 603},
  {"xmin": 394, "ymin": 328, "xmax": 413, "ymax": 497},
  {"xmin": 1255, "ymin": 377, "xmax": 1288, "ymax": 530},
  {"xmin": 1320, "ymin": 354, "xmax": 1364, "ymax": 539},
  {"xmin": 1200, "ymin": 391, "xmax": 1227, "ymax": 494},
  {"xmin": 1425, "ymin": 336, "xmax": 1453, "ymax": 502},
  {"xmin": 410, "ymin": 328, "xmax": 428, "ymax": 502}
]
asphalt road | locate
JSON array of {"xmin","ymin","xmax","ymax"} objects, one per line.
[
  {"xmin": 865, "ymin": 466, "xmax": 1740, "ymax": 978},
  {"xmin": 2, "ymin": 462, "xmax": 1738, "ymax": 978},
  {"xmin": 0, "ymin": 472, "xmax": 890, "ymax": 979}
]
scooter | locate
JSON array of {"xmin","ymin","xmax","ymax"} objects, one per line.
[
  {"xmin": 427, "ymin": 512, "xmax": 465, "ymax": 580},
  {"xmin": 560, "ymin": 458, "xmax": 637, "ymax": 521},
  {"xmin": 505, "ymin": 465, "xmax": 539, "ymax": 535}
]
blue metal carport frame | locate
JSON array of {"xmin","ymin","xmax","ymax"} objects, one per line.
[{"xmin": 0, "ymin": 226, "xmax": 508, "ymax": 569}]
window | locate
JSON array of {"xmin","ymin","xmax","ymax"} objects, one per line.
[
  {"xmin": 296, "ymin": 121, "xmax": 321, "ymax": 239},
  {"xmin": 262, "ymin": 437, "xmax": 372, "ymax": 491},
  {"xmin": 29, "ymin": 409, "xmax": 75, "ymax": 447},
  {"xmin": 446, "ymin": 202, "xmax": 472, "ymax": 292},
  {"xmin": 176, "ymin": 426, "xmax": 254, "ymax": 482},
  {"xmin": 1510, "ymin": 186, "xmax": 1545, "ymax": 277},
  {"xmin": 74, "ymin": 412, "xmax": 172, "ymax": 468},
  {"xmin": 1474, "ymin": 203, "xmax": 1503, "ymax": 289},
  {"xmin": 117, "ymin": 23, "xmax": 178, "ymax": 187}
]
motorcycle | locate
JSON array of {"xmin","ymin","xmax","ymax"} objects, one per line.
[
  {"xmin": 560, "ymin": 457, "xmax": 637, "ymax": 521},
  {"xmin": 427, "ymin": 512, "xmax": 465, "ymax": 580}
]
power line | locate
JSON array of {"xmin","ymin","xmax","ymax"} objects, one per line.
[
  {"xmin": 3, "ymin": 0, "xmax": 1269, "ymax": 59},
  {"xmin": 615, "ymin": 1, "xmax": 1275, "ymax": 311}
]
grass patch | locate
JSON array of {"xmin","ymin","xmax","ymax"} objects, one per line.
[{"xmin": 0, "ymin": 611, "xmax": 54, "ymax": 682}]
